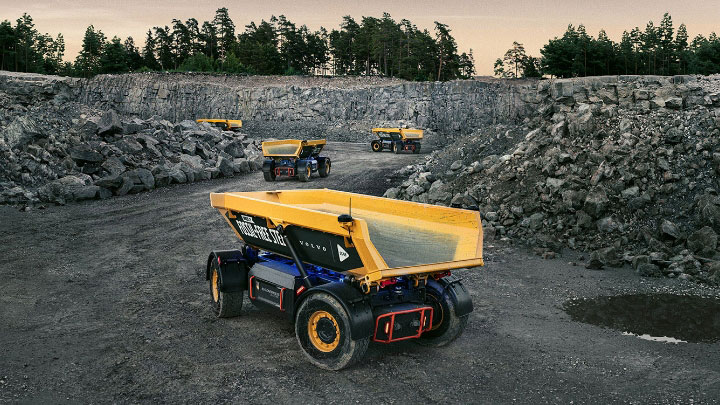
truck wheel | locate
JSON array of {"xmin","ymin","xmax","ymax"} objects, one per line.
[
  {"xmin": 208, "ymin": 261, "xmax": 244, "ymax": 318},
  {"xmin": 319, "ymin": 159, "xmax": 331, "ymax": 178},
  {"xmin": 393, "ymin": 143, "xmax": 401, "ymax": 154},
  {"xmin": 298, "ymin": 164, "xmax": 311, "ymax": 182},
  {"xmin": 413, "ymin": 144, "xmax": 421, "ymax": 154},
  {"xmin": 263, "ymin": 170, "xmax": 276, "ymax": 182},
  {"xmin": 416, "ymin": 281, "xmax": 468, "ymax": 347},
  {"xmin": 295, "ymin": 292, "xmax": 369, "ymax": 370},
  {"xmin": 371, "ymin": 140, "xmax": 382, "ymax": 152}
]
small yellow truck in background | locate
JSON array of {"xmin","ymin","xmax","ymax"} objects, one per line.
[
  {"xmin": 196, "ymin": 119, "xmax": 243, "ymax": 132},
  {"xmin": 371, "ymin": 128, "xmax": 423, "ymax": 154}
]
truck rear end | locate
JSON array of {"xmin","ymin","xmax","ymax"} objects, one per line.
[{"xmin": 207, "ymin": 189, "xmax": 483, "ymax": 369}]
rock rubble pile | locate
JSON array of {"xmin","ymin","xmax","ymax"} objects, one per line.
[
  {"xmin": 0, "ymin": 87, "xmax": 261, "ymax": 206},
  {"xmin": 386, "ymin": 101, "xmax": 720, "ymax": 285}
]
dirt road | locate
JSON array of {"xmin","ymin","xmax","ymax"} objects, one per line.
[{"xmin": 1, "ymin": 142, "xmax": 718, "ymax": 403}]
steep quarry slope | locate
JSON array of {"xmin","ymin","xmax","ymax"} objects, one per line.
[
  {"xmin": 387, "ymin": 74, "xmax": 720, "ymax": 285},
  {"xmin": 74, "ymin": 73, "xmax": 530, "ymax": 143}
]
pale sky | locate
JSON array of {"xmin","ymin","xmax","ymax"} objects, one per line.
[{"xmin": 2, "ymin": 0, "xmax": 719, "ymax": 75}]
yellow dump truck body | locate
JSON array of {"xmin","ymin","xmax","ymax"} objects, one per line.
[
  {"xmin": 210, "ymin": 189, "xmax": 483, "ymax": 288},
  {"xmin": 262, "ymin": 139, "xmax": 326, "ymax": 158},
  {"xmin": 372, "ymin": 128, "xmax": 424, "ymax": 140},
  {"xmin": 196, "ymin": 119, "xmax": 243, "ymax": 131}
]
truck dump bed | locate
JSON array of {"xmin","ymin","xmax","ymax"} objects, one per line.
[
  {"xmin": 210, "ymin": 189, "xmax": 483, "ymax": 285},
  {"xmin": 372, "ymin": 128, "xmax": 424, "ymax": 140},
  {"xmin": 262, "ymin": 139, "xmax": 326, "ymax": 158}
]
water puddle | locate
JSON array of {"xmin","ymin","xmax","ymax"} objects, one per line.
[{"xmin": 564, "ymin": 293, "xmax": 720, "ymax": 344}]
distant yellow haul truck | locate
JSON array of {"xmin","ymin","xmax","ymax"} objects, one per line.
[
  {"xmin": 207, "ymin": 189, "xmax": 483, "ymax": 369},
  {"xmin": 196, "ymin": 119, "xmax": 243, "ymax": 132},
  {"xmin": 261, "ymin": 139, "xmax": 330, "ymax": 182},
  {"xmin": 371, "ymin": 128, "xmax": 423, "ymax": 154}
]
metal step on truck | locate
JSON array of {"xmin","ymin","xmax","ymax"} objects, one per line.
[
  {"xmin": 207, "ymin": 189, "xmax": 483, "ymax": 370},
  {"xmin": 371, "ymin": 128, "xmax": 423, "ymax": 154}
]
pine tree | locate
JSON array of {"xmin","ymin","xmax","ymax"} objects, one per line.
[
  {"xmin": 675, "ymin": 24, "xmax": 689, "ymax": 74},
  {"xmin": 503, "ymin": 41, "xmax": 526, "ymax": 78},
  {"xmin": 75, "ymin": 25, "xmax": 106, "ymax": 76},
  {"xmin": 124, "ymin": 36, "xmax": 143, "ymax": 71},
  {"xmin": 0, "ymin": 20, "xmax": 15, "ymax": 71},
  {"xmin": 434, "ymin": 21, "xmax": 459, "ymax": 81},
  {"xmin": 658, "ymin": 13, "xmax": 674, "ymax": 75},
  {"xmin": 141, "ymin": 29, "xmax": 160, "ymax": 70},
  {"xmin": 214, "ymin": 7, "xmax": 235, "ymax": 60},
  {"xmin": 100, "ymin": 36, "xmax": 128, "ymax": 73}
]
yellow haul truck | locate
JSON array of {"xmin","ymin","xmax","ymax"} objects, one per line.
[
  {"xmin": 196, "ymin": 119, "xmax": 243, "ymax": 132},
  {"xmin": 207, "ymin": 189, "xmax": 483, "ymax": 369},
  {"xmin": 371, "ymin": 128, "xmax": 423, "ymax": 154},
  {"xmin": 261, "ymin": 139, "xmax": 330, "ymax": 182}
]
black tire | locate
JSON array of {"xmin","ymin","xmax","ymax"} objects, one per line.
[
  {"xmin": 413, "ymin": 144, "xmax": 421, "ymax": 154},
  {"xmin": 393, "ymin": 142, "xmax": 401, "ymax": 154},
  {"xmin": 295, "ymin": 292, "xmax": 370, "ymax": 370},
  {"xmin": 263, "ymin": 170, "xmax": 276, "ymax": 182},
  {"xmin": 298, "ymin": 164, "xmax": 311, "ymax": 182},
  {"xmin": 208, "ymin": 260, "xmax": 244, "ymax": 318},
  {"xmin": 416, "ymin": 280, "xmax": 468, "ymax": 347},
  {"xmin": 319, "ymin": 159, "xmax": 331, "ymax": 178},
  {"xmin": 371, "ymin": 140, "xmax": 382, "ymax": 152}
]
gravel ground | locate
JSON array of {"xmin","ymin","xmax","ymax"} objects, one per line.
[{"xmin": 1, "ymin": 142, "xmax": 718, "ymax": 403}]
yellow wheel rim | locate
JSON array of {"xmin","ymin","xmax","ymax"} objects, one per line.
[
  {"xmin": 326, "ymin": 163, "xmax": 331, "ymax": 174},
  {"xmin": 308, "ymin": 310, "xmax": 340, "ymax": 352},
  {"xmin": 307, "ymin": 166, "xmax": 311, "ymax": 177},
  {"xmin": 211, "ymin": 269, "xmax": 219, "ymax": 303},
  {"xmin": 372, "ymin": 143, "xmax": 380, "ymax": 151}
]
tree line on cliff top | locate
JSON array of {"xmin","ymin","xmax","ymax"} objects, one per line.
[
  {"xmin": 495, "ymin": 13, "xmax": 720, "ymax": 78},
  {"xmin": 0, "ymin": 9, "xmax": 475, "ymax": 81}
]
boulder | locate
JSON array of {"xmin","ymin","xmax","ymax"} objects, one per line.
[
  {"xmin": 525, "ymin": 212, "xmax": 545, "ymax": 230},
  {"xmin": 587, "ymin": 246, "xmax": 622, "ymax": 269},
  {"xmin": 216, "ymin": 156, "xmax": 234, "ymax": 178},
  {"xmin": 584, "ymin": 191, "xmax": 609, "ymax": 218},
  {"xmin": 123, "ymin": 168, "xmax": 155, "ymax": 191},
  {"xmin": 101, "ymin": 157, "xmax": 126, "ymax": 176},
  {"xmin": 686, "ymin": 226, "xmax": 718, "ymax": 257},
  {"xmin": 218, "ymin": 139, "xmax": 246, "ymax": 158},
  {"xmin": 3, "ymin": 116, "xmax": 43, "ymax": 148},
  {"xmin": 114, "ymin": 176, "xmax": 133, "ymax": 196},
  {"xmin": 174, "ymin": 120, "xmax": 199, "ymax": 132},
  {"xmin": 233, "ymin": 158, "xmax": 251, "ymax": 174},
  {"xmin": 660, "ymin": 220, "xmax": 683, "ymax": 240},
  {"xmin": 94, "ymin": 175, "xmax": 124, "ymax": 189},
  {"xmin": 596, "ymin": 216, "xmax": 618, "ymax": 233},
  {"xmin": 665, "ymin": 97, "xmax": 683, "ymax": 109},
  {"xmin": 97, "ymin": 110, "xmax": 123, "ymax": 136},
  {"xmin": 636, "ymin": 263, "xmax": 662, "ymax": 277},
  {"xmin": 168, "ymin": 167, "xmax": 187, "ymax": 184},
  {"xmin": 450, "ymin": 160, "xmax": 463, "ymax": 171},
  {"xmin": 406, "ymin": 184, "xmax": 425, "ymax": 197},
  {"xmin": 69, "ymin": 147, "xmax": 103, "ymax": 164}
]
